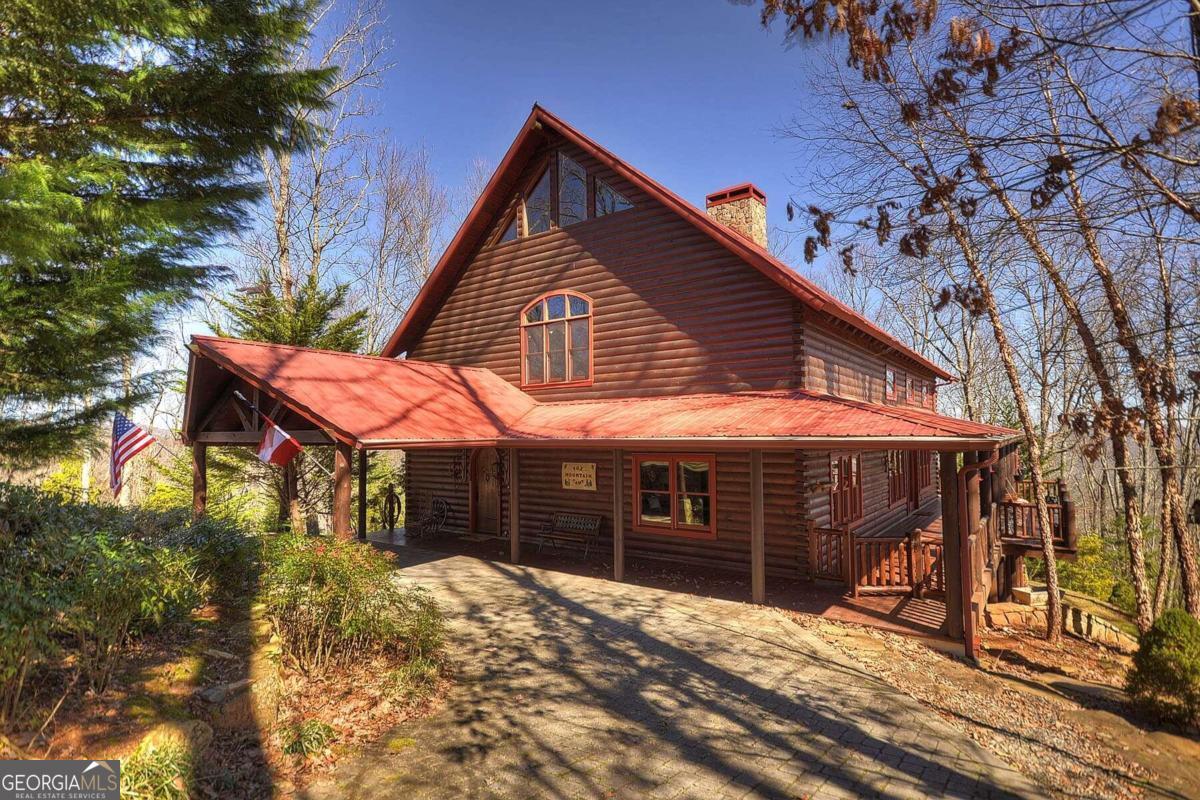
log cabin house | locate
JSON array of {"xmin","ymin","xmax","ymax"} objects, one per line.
[{"xmin": 182, "ymin": 105, "xmax": 1077, "ymax": 658}]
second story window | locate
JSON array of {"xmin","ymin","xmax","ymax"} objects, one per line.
[
  {"xmin": 521, "ymin": 291, "xmax": 592, "ymax": 387},
  {"xmin": 884, "ymin": 366, "xmax": 897, "ymax": 401}
]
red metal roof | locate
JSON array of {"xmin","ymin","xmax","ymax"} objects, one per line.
[
  {"xmin": 187, "ymin": 337, "xmax": 1013, "ymax": 449},
  {"xmin": 187, "ymin": 337, "xmax": 534, "ymax": 446},
  {"xmin": 379, "ymin": 105, "xmax": 954, "ymax": 381}
]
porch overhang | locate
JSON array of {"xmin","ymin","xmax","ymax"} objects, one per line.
[{"xmin": 182, "ymin": 336, "xmax": 1019, "ymax": 451}]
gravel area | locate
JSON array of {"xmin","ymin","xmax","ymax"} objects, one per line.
[{"xmin": 785, "ymin": 612, "xmax": 1198, "ymax": 799}]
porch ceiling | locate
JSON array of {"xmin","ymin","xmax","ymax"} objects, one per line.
[{"xmin": 183, "ymin": 336, "xmax": 1019, "ymax": 450}]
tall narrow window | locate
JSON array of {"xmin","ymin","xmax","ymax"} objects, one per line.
[
  {"xmin": 521, "ymin": 291, "xmax": 592, "ymax": 386},
  {"xmin": 595, "ymin": 177, "xmax": 632, "ymax": 216},
  {"xmin": 830, "ymin": 453, "xmax": 862, "ymax": 527},
  {"xmin": 525, "ymin": 168, "xmax": 553, "ymax": 235},
  {"xmin": 884, "ymin": 366, "xmax": 897, "ymax": 401},
  {"xmin": 558, "ymin": 153, "xmax": 587, "ymax": 227},
  {"xmin": 917, "ymin": 451, "xmax": 934, "ymax": 489},
  {"xmin": 887, "ymin": 450, "xmax": 908, "ymax": 505},
  {"xmin": 634, "ymin": 454, "xmax": 716, "ymax": 537}
]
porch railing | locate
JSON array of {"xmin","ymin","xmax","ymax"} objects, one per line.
[{"xmin": 805, "ymin": 523, "xmax": 944, "ymax": 598}]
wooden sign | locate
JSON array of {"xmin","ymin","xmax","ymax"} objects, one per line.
[{"xmin": 561, "ymin": 462, "xmax": 597, "ymax": 491}]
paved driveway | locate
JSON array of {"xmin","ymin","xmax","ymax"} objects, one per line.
[{"xmin": 304, "ymin": 548, "xmax": 1043, "ymax": 800}]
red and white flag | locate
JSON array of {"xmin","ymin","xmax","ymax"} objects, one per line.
[{"xmin": 257, "ymin": 416, "xmax": 303, "ymax": 466}]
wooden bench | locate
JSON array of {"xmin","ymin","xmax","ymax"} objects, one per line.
[{"xmin": 534, "ymin": 512, "xmax": 602, "ymax": 558}]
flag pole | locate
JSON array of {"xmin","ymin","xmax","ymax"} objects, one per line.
[{"xmin": 232, "ymin": 390, "xmax": 333, "ymax": 479}]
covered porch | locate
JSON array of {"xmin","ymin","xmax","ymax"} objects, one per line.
[{"xmin": 181, "ymin": 335, "xmax": 1074, "ymax": 659}]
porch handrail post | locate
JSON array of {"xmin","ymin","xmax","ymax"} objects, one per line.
[
  {"xmin": 750, "ymin": 449, "xmax": 766, "ymax": 604},
  {"xmin": 192, "ymin": 443, "xmax": 207, "ymax": 521},
  {"xmin": 508, "ymin": 448, "xmax": 520, "ymax": 564},
  {"xmin": 357, "ymin": 449, "xmax": 368, "ymax": 541},
  {"xmin": 333, "ymin": 442, "xmax": 352, "ymax": 538},
  {"xmin": 939, "ymin": 449, "xmax": 964, "ymax": 641},
  {"xmin": 612, "ymin": 449, "xmax": 624, "ymax": 582}
]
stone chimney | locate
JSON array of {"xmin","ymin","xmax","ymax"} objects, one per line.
[{"xmin": 705, "ymin": 183, "xmax": 767, "ymax": 249}]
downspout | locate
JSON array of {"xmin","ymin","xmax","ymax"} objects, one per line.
[{"xmin": 957, "ymin": 448, "xmax": 999, "ymax": 661}]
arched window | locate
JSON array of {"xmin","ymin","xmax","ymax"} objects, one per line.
[{"xmin": 521, "ymin": 291, "xmax": 592, "ymax": 387}]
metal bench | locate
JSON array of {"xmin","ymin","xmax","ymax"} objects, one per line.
[{"xmin": 535, "ymin": 512, "xmax": 602, "ymax": 558}]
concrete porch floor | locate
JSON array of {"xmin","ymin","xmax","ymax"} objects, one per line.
[{"xmin": 365, "ymin": 529, "xmax": 952, "ymax": 647}]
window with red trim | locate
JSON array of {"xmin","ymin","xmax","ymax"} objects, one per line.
[
  {"xmin": 634, "ymin": 454, "xmax": 716, "ymax": 537},
  {"xmin": 917, "ymin": 451, "xmax": 934, "ymax": 489},
  {"xmin": 887, "ymin": 450, "xmax": 908, "ymax": 505},
  {"xmin": 830, "ymin": 452, "xmax": 862, "ymax": 527},
  {"xmin": 521, "ymin": 291, "xmax": 592, "ymax": 386}
]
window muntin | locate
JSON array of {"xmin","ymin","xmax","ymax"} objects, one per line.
[
  {"xmin": 525, "ymin": 168, "xmax": 553, "ymax": 235},
  {"xmin": 558, "ymin": 153, "xmax": 588, "ymax": 227},
  {"xmin": 520, "ymin": 291, "xmax": 592, "ymax": 386},
  {"xmin": 634, "ymin": 454, "xmax": 716, "ymax": 537},
  {"xmin": 830, "ymin": 453, "xmax": 862, "ymax": 527},
  {"xmin": 887, "ymin": 450, "xmax": 908, "ymax": 505},
  {"xmin": 595, "ymin": 178, "xmax": 632, "ymax": 216}
]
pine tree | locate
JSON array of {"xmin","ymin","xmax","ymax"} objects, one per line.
[
  {"xmin": 214, "ymin": 270, "xmax": 366, "ymax": 353},
  {"xmin": 0, "ymin": 0, "xmax": 332, "ymax": 465},
  {"xmin": 212, "ymin": 268, "xmax": 366, "ymax": 531}
]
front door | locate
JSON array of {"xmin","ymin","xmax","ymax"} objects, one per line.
[{"xmin": 472, "ymin": 447, "xmax": 502, "ymax": 535}]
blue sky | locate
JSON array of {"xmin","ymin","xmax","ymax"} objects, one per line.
[{"xmin": 380, "ymin": 0, "xmax": 824, "ymax": 262}]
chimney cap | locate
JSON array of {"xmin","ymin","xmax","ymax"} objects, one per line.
[{"xmin": 705, "ymin": 183, "xmax": 766, "ymax": 208}]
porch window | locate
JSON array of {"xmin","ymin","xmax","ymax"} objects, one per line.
[
  {"xmin": 633, "ymin": 454, "xmax": 716, "ymax": 538},
  {"xmin": 521, "ymin": 291, "xmax": 592, "ymax": 386},
  {"xmin": 917, "ymin": 451, "xmax": 934, "ymax": 489},
  {"xmin": 887, "ymin": 450, "xmax": 908, "ymax": 505},
  {"xmin": 830, "ymin": 452, "xmax": 862, "ymax": 526}
]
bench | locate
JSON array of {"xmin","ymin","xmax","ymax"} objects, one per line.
[{"xmin": 534, "ymin": 512, "xmax": 602, "ymax": 558}]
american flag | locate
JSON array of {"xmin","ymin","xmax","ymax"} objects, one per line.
[{"xmin": 110, "ymin": 412, "xmax": 156, "ymax": 496}]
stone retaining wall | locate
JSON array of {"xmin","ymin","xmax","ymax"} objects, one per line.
[{"xmin": 985, "ymin": 601, "xmax": 1137, "ymax": 653}]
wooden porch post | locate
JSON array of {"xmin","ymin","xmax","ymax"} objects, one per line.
[
  {"xmin": 357, "ymin": 449, "xmax": 368, "ymax": 541},
  {"xmin": 333, "ymin": 442, "xmax": 352, "ymax": 538},
  {"xmin": 191, "ymin": 443, "xmax": 207, "ymax": 521},
  {"xmin": 750, "ymin": 449, "xmax": 766, "ymax": 604},
  {"xmin": 939, "ymin": 449, "xmax": 964, "ymax": 640},
  {"xmin": 508, "ymin": 448, "xmax": 520, "ymax": 563},
  {"xmin": 612, "ymin": 449, "xmax": 625, "ymax": 581}
]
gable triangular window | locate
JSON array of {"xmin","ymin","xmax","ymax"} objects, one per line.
[
  {"xmin": 490, "ymin": 150, "xmax": 636, "ymax": 247},
  {"xmin": 595, "ymin": 178, "xmax": 631, "ymax": 216}
]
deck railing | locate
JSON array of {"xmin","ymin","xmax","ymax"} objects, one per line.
[
  {"xmin": 996, "ymin": 480, "xmax": 1076, "ymax": 550},
  {"xmin": 804, "ymin": 476, "xmax": 1073, "ymax": 600}
]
